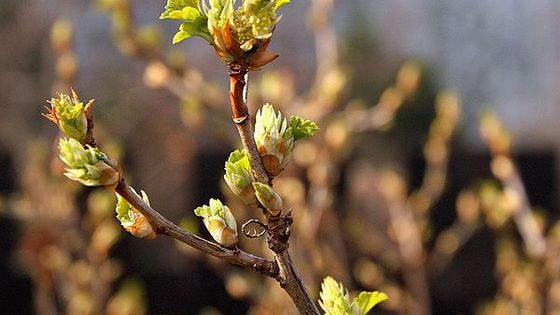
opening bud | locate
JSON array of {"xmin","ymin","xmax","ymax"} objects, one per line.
[
  {"xmin": 224, "ymin": 149, "xmax": 259, "ymax": 207},
  {"xmin": 115, "ymin": 189, "xmax": 156, "ymax": 240},
  {"xmin": 44, "ymin": 90, "xmax": 93, "ymax": 143},
  {"xmin": 254, "ymin": 103, "xmax": 294, "ymax": 177},
  {"xmin": 252, "ymin": 182, "xmax": 282, "ymax": 215},
  {"xmin": 194, "ymin": 199, "xmax": 238, "ymax": 248},
  {"xmin": 161, "ymin": 0, "xmax": 288, "ymax": 68},
  {"xmin": 58, "ymin": 138, "xmax": 119, "ymax": 188}
]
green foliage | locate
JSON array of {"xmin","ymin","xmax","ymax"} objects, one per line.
[
  {"xmin": 319, "ymin": 277, "xmax": 387, "ymax": 315},
  {"xmin": 194, "ymin": 198, "xmax": 231, "ymax": 220},
  {"xmin": 160, "ymin": 0, "xmax": 202, "ymax": 18},
  {"xmin": 115, "ymin": 194, "xmax": 132, "ymax": 224},
  {"xmin": 254, "ymin": 104, "xmax": 318, "ymax": 176},
  {"xmin": 290, "ymin": 116, "xmax": 319, "ymax": 141},
  {"xmin": 274, "ymin": 0, "xmax": 290, "ymax": 10},
  {"xmin": 160, "ymin": 0, "xmax": 289, "ymax": 49},
  {"xmin": 160, "ymin": 0, "xmax": 211, "ymax": 43},
  {"xmin": 352, "ymin": 291, "xmax": 388, "ymax": 315},
  {"xmin": 173, "ymin": 19, "xmax": 212, "ymax": 43}
]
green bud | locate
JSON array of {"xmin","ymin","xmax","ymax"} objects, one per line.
[
  {"xmin": 115, "ymin": 189, "xmax": 156, "ymax": 240},
  {"xmin": 58, "ymin": 138, "xmax": 119, "ymax": 187},
  {"xmin": 254, "ymin": 103, "xmax": 294, "ymax": 177},
  {"xmin": 224, "ymin": 150, "xmax": 258, "ymax": 207},
  {"xmin": 194, "ymin": 199, "xmax": 238, "ymax": 248},
  {"xmin": 319, "ymin": 277, "xmax": 388, "ymax": 315},
  {"xmin": 252, "ymin": 182, "xmax": 282, "ymax": 215},
  {"xmin": 44, "ymin": 91, "xmax": 92, "ymax": 142}
]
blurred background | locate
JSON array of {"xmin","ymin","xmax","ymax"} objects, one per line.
[{"xmin": 1, "ymin": 0, "xmax": 559, "ymax": 314}]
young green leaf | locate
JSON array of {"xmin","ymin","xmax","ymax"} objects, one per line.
[
  {"xmin": 352, "ymin": 291, "xmax": 388, "ymax": 315},
  {"xmin": 161, "ymin": 6, "xmax": 201, "ymax": 20},
  {"xmin": 173, "ymin": 20, "xmax": 212, "ymax": 44},
  {"xmin": 160, "ymin": 0, "xmax": 202, "ymax": 19},
  {"xmin": 275, "ymin": 0, "xmax": 290, "ymax": 10},
  {"xmin": 290, "ymin": 116, "xmax": 319, "ymax": 141}
]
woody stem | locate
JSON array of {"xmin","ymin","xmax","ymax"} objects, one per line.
[
  {"xmin": 228, "ymin": 63, "xmax": 320, "ymax": 315},
  {"xmin": 228, "ymin": 63, "xmax": 270, "ymax": 185}
]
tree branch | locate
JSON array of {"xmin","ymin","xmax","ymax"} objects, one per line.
[
  {"xmin": 114, "ymin": 178, "xmax": 278, "ymax": 278},
  {"xmin": 268, "ymin": 214, "xmax": 321, "ymax": 315}
]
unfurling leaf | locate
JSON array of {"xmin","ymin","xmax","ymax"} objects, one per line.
[
  {"xmin": 290, "ymin": 116, "xmax": 319, "ymax": 141},
  {"xmin": 352, "ymin": 291, "xmax": 388, "ymax": 315}
]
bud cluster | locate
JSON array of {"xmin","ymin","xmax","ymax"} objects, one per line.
[
  {"xmin": 160, "ymin": 0, "xmax": 289, "ymax": 68},
  {"xmin": 58, "ymin": 138, "xmax": 119, "ymax": 188},
  {"xmin": 223, "ymin": 104, "xmax": 317, "ymax": 215},
  {"xmin": 194, "ymin": 199, "xmax": 238, "ymax": 248},
  {"xmin": 115, "ymin": 189, "xmax": 157, "ymax": 240}
]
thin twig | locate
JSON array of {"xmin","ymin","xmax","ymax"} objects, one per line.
[
  {"xmin": 114, "ymin": 178, "xmax": 278, "ymax": 277},
  {"xmin": 228, "ymin": 64, "xmax": 270, "ymax": 185}
]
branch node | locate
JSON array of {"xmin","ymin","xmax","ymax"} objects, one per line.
[
  {"xmin": 267, "ymin": 212, "xmax": 293, "ymax": 253},
  {"xmin": 233, "ymin": 115, "xmax": 249, "ymax": 124}
]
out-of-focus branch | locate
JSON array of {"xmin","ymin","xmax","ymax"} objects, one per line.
[
  {"xmin": 408, "ymin": 91, "xmax": 460, "ymax": 217},
  {"xmin": 428, "ymin": 189, "xmax": 481, "ymax": 274},
  {"xmin": 480, "ymin": 112, "xmax": 547, "ymax": 258},
  {"xmin": 376, "ymin": 170, "xmax": 431, "ymax": 315},
  {"xmin": 345, "ymin": 62, "xmax": 421, "ymax": 132},
  {"xmin": 309, "ymin": 0, "xmax": 338, "ymax": 89}
]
